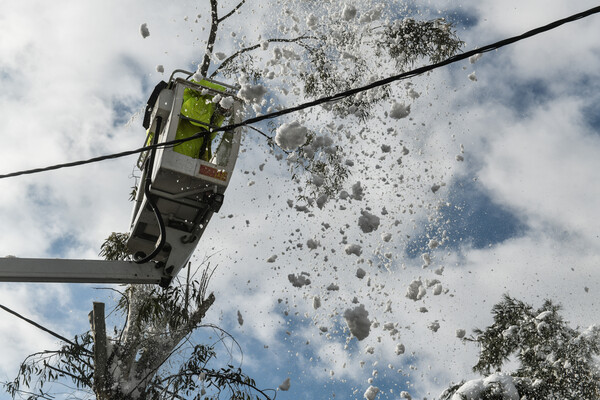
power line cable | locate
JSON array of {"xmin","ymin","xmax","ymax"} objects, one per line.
[
  {"xmin": 0, "ymin": 303, "xmax": 93, "ymax": 354},
  {"xmin": 1, "ymin": 5, "xmax": 599, "ymax": 181}
]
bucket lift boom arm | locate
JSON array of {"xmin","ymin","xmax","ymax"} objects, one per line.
[{"xmin": 0, "ymin": 257, "xmax": 168, "ymax": 285}]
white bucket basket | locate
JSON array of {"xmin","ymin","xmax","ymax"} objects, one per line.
[{"xmin": 127, "ymin": 72, "xmax": 243, "ymax": 279}]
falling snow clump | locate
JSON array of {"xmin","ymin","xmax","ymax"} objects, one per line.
[
  {"xmin": 428, "ymin": 320, "xmax": 440, "ymax": 332},
  {"xmin": 278, "ymin": 377, "xmax": 291, "ymax": 391},
  {"xmin": 469, "ymin": 53, "xmax": 482, "ymax": 63},
  {"xmin": 406, "ymin": 279, "xmax": 426, "ymax": 301},
  {"xmin": 344, "ymin": 304, "xmax": 371, "ymax": 341},
  {"xmin": 356, "ymin": 267, "xmax": 366, "ymax": 279},
  {"xmin": 327, "ymin": 283, "xmax": 340, "ymax": 291},
  {"xmin": 390, "ymin": 101, "xmax": 411, "ymax": 119},
  {"xmin": 313, "ymin": 296, "xmax": 321, "ymax": 309},
  {"xmin": 140, "ymin": 23, "xmax": 150, "ymax": 38},
  {"xmin": 345, "ymin": 244, "xmax": 363, "ymax": 256},
  {"xmin": 352, "ymin": 181, "xmax": 365, "ymax": 200},
  {"xmin": 288, "ymin": 273, "xmax": 311, "ymax": 288},
  {"xmin": 358, "ymin": 210, "xmax": 380, "ymax": 233},
  {"xmin": 395, "ymin": 343, "xmax": 405, "ymax": 355},
  {"xmin": 237, "ymin": 83, "xmax": 268, "ymax": 102},
  {"xmin": 275, "ymin": 121, "xmax": 308, "ymax": 151},
  {"xmin": 364, "ymin": 385, "xmax": 380, "ymax": 400},
  {"xmin": 219, "ymin": 96, "xmax": 235, "ymax": 109},
  {"xmin": 306, "ymin": 238, "xmax": 320, "ymax": 250},
  {"xmin": 237, "ymin": 310, "xmax": 244, "ymax": 326}
]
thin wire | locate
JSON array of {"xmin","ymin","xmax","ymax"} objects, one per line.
[
  {"xmin": 1, "ymin": 5, "xmax": 599, "ymax": 181},
  {"xmin": 0, "ymin": 303, "xmax": 93, "ymax": 355}
]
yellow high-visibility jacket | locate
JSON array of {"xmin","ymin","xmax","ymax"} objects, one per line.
[{"xmin": 174, "ymin": 80, "xmax": 226, "ymax": 160}]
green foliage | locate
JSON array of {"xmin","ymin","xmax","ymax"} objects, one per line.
[
  {"xmin": 4, "ymin": 333, "xmax": 94, "ymax": 399},
  {"xmin": 376, "ymin": 18, "xmax": 464, "ymax": 68},
  {"xmin": 4, "ymin": 274, "xmax": 269, "ymax": 400},
  {"xmin": 442, "ymin": 295, "xmax": 600, "ymax": 400},
  {"xmin": 301, "ymin": 17, "xmax": 463, "ymax": 120},
  {"xmin": 99, "ymin": 232, "xmax": 132, "ymax": 261}
]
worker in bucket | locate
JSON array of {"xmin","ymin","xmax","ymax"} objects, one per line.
[{"xmin": 174, "ymin": 80, "xmax": 230, "ymax": 161}]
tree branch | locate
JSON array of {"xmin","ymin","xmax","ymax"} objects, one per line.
[
  {"xmin": 210, "ymin": 35, "xmax": 317, "ymax": 78},
  {"xmin": 0, "ymin": 384, "xmax": 56, "ymax": 400},
  {"xmin": 174, "ymin": 293, "xmax": 216, "ymax": 344},
  {"xmin": 218, "ymin": 0, "xmax": 246, "ymax": 23},
  {"xmin": 200, "ymin": 0, "xmax": 220, "ymax": 77},
  {"xmin": 45, "ymin": 364, "xmax": 91, "ymax": 388}
]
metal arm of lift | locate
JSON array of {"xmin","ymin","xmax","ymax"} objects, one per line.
[{"xmin": 0, "ymin": 257, "xmax": 168, "ymax": 285}]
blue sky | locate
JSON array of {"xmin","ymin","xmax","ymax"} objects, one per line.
[{"xmin": 1, "ymin": 0, "xmax": 599, "ymax": 399}]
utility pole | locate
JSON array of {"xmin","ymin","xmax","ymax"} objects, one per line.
[{"xmin": 89, "ymin": 302, "xmax": 109, "ymax": 400}]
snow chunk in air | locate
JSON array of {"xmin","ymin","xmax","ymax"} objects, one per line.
[
  {"xmin": 237, "ymin": 83, "xmax": 267, "ymax": 102},
  {"xmin": 344, "ymin": 304, "xmax": 371, "ymax": 341},
  {"xmin": 406, "ymin": 279, "xmax": 426, "ymax": 301},
  {"xmin": 278, "ymin": 377, "xmax": 291, "ymax": 391},
  {"xmin": 313, "ymin": 296, "xmax": 321, "ymax": 309},
  {"xmin": 358, "ymin": 210, "xmax": 380, "ymax": 233},
  {"xmin": 356, "ymin": 267, "xmax": 366, "ymax": 279},
  {"xmin": 390, "ymin": 102, "xmax": 411, "ymax": 119},
  {"xmin": 352, "ymin": 181, "xmax": 364, "ymax": 200},
  {"xmin": 469, "ymin": 53, "xmax": 482, "ymax": 64},
  {"xmin": 288, "ymin": 273, "xmax": 311, "ymax": 288},
  {"xmin": 364, "ymin": 385, "xmax": 379, "ymax": 400},
  {"xmin": 306, "ymin": 238, "xmax": 320, "ymax": 250},
  {"xmin": 345, "ymin": 244, "xmax": 362, "ymax": 256},
  {"xmin": 219, "ymin": 96, "xmax": 235, "ymax": 109},
  {"xmin": 395, "ymin": 343, "xmax": 405, "ymax": 355},
  {"xmin": 275, "ymin": 121, "xmax": 308, "ymax": 151},
  {"xmin": 140, "ymin": 23, "xmax": 150, "ymax": 38}
]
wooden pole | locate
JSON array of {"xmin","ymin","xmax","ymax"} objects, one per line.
[{"xmin": 90, "ymin": 302, "xmax": 108, "ymax": 400}]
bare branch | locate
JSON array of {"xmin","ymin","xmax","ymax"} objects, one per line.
[
  {"xmin": 200, "ymin": 0, "xmax": 220, "ymax": 77},
  {"xmin": 45, "ymin": 364, "xmax": 91, "ymax": 388},
  {"xmin": 0, "ymin": 385, "xmax": 55, "ymax": 400},
  {"xmin": 210, "ymin": 35, "xmax": 317, "ymax": 78},
  {"xmin": 218, "ymin": 0, "xmax": 246, "ymax": 23}
]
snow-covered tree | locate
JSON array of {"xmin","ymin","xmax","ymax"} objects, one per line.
[
  {"xmin": 440, "ymin": 295, "xmax": 600, "ymax": 400},
  {"xmin": 200, "ymin": 0, "xmax": 463, "ymax": 197},
  {"xmin": 5, "ymin": 265, "xmax": 270, "ymax": 400}
]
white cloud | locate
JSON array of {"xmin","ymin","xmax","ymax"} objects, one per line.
[{"xmin": 1, "ymin": 1, "xmax": 600, "ymax": 399}]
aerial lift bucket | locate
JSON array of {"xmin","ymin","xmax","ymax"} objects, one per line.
[{"xmin": 126, "ymin": 70, "xmax": 243, "ymax": 285}]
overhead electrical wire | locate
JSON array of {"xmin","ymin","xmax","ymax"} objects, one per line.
[
  {"xmin": 1, "ymin": 5, "xmax": 599, "ymax": 181},
  {"xmin": 0, "ymin": 302, "xmax": 93, "ymax": 354}
]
